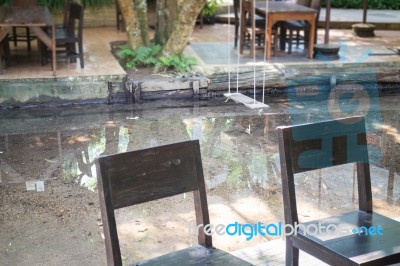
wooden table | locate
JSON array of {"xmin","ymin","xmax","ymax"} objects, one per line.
[
  {"xmin": 255, "ymin": 1, "xmax": 317, "ymax": 60},
  {"xmin": 0, "ymin": 6, "xmax": 56, "ymax": 75}
]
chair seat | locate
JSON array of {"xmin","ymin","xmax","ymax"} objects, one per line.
[
  {"xmin": 245, "ymin": 15, "xmax": 266, "ymax": 27},
  {"xmin": 296, "ymin": 211, "xmax": 400, "ymax": 265},
  {"xmin": 54, "ymin": 28, "xmax": 78, "ymax": 45},
  {"xmin": 285, "ymin": 20, "xmax": 308, "ymax": 29},
  {"xmin": 134, "ymin": 245, "xmax": 253, "ymax": 266}
]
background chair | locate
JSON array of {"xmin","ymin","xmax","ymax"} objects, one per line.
[
  {"xmin": 278, "ymin": 116, "xmax": 400, "ymax": 265},
  {"xmin": 56, "ymin": 0, "xmax": 71, "ymax": 30},
  {"xmin": 0, "ymin": 37, "xmax": 10, "ymax": 73},
  {"xmin": 282, "ymin": 0, "xmax": 321, "ymax": 54},
  {"xmin": 54, "ymin": 2, "xmax": 84, "ymax": 68},
  {"xmin": 115, "ymin": 0, "xmax": 125, "ymax": 32},
  {"xmin": 9, "ymin": 0, "xmax": 38, "ymax": 52},
  {"xmin": 239, "ymin": 0, "xmax": 277, "ymax": 57},
  {"xmin": 96, "ymin": 140, "xmax": 252, "ymax": 266}
]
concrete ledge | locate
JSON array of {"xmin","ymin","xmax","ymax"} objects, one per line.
[{"xmin": 0, "ymin": 74, "xmax": 125, "ymax": 108}]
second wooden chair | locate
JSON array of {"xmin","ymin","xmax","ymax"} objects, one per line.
[{"xmin": 97, "ymin": 140, "xmax": 253, "ymax": 266}]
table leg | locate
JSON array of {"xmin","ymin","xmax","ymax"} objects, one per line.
[
  {"xmin": 30, "ymin": 26, "xmax": 56, "ymax": 76},
  {"xmin": 51, "ymin": 24, "xmax": 56, "ymax": 76},
  {"xmin": 266, "ymin": 16, "xmax": 273, "ymax": 60},
  {"xmin": 307, "ymin": 16, "xmax": 316, "ymax": 59},
  {"xmin": 0, "ymin": 27, "xmax": 11, "ymax": 74}
]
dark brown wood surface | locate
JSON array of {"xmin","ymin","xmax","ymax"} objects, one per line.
[
  {"xmin": 0, "ymin": 6, "xmax": 53, "ymax": 27},
  {"xmin": 97, "ymin": 140, "xmax": 250, "ymax": 265},
  {"xmin": 277, "ymin": 116, "xmax": 400, "ymax": 265},
  {"xmin": 98, "ymin": 141, "xmax": 201, "ymax": 209}
]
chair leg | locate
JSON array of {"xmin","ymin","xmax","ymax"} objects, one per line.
[
  {"xmin": 239, "ymin": 29, "xmax": 245, "ymax": 55},
  {"xmin": 288, "ymin": 29, "xmax": 293, "ymax": 54},
  {"xmin": 280, "ymin": 24, "xmax": 287, "ymax": 51},
  {"xmin": 286, "ymin": 239, "xmax": 299, "ymax": 266},
  {"xmin": 234, "ymin": 23, "xmax": 239, "ymax": 48},
  {"xmin": 12, "ymin": 27, "xmax": 17, "ymax": 47},
  {"xmin": 296, "ymin": 29, "xmax": 300, "ymax": 47},
  {"xmin": 273, "ymin": 30, "xmax": 278, "ymax": 56},
  {"xmin": 78, "ymin": 41, "xmax": 84, "ymax": 68},
  {"xmin": 4, "ymin": 36, "xmax": 10, "ymax": 67},
  {"xmin": 26, "ymin": 27, "xmax": 31, "ymax": 52}
]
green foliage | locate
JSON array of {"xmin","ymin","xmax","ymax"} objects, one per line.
[
  {"xmin": 117, "ymin": 44, "xmax": 197, "ymax": 73},
  {"xmin": 118, "ymin": 44, "xmax": 162, "ymax": 69},
  {"xmin": 322, "ymin": 0, "xmax": 400, "ymax": 9},
  {"xmin": 202, "ymin": 0, "xmax": 222, "ymax": 18},
  {"xmin": 158, "ymin": 55, "xmax": 197, "ymax": 73}
]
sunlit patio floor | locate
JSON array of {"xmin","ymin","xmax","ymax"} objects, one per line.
[{"xmin": 0, "ymin": 24, "xmax": 399, "ymax": 81}]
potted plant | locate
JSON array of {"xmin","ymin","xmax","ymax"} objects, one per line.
[{"xmin": 202, "ymin": 0, "xmax": 222, "ymax": 24}]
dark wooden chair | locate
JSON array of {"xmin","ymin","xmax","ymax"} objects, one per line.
[
  {"xmin": 277, "ymin": 116, "xmax": 400, "ymax": 266},
  {"xmin": 115, "ymin": 0, "xmax": 125, "ymax": 32},
  {"xmin": 55, "ymin": 0, "xmax": 71, "ymax": 30},
  {"xmin": 9, "ymin": 0, "xmax": 38, "ymax": 52},
  {"xmin": 282, "ymin": 0, "xmax": 321, "ymax": 54},
  {"xmin": 55, "ymin": 2, "xmax": 84, "ymax": 68},
  {"xmin": 233, "ymin": 0, "xmax": 240, "ymax": 48},
  {"xmin": 239, "ymin": 0, "xmax": 277, "ymax": 57},
  {"xmin": 0, "ymin": 37, "xmax": 10, "ymax": 73},
  {"xmin": 96, "ymin": 140, "xmax": 252, "ymax": 266}
]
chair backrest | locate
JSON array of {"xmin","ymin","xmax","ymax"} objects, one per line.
[
  {"xmin": 241, "ymin": 0, "xmax": 263, "ymax": 28},
  {"xmin": 66, "ymin": 3, "xmax": 84, "ymax": 40},
  {"xmin": 233, "ymin": 0, "xmax": 240, "ymax": 21},
  {"xmin": 62, "ymin": 0, "xmax": 72, "ymax": 29},
  {"xmin": 97, "ymin": 140, "xmax": 212, "ymax": 265},
  {"xmin": 277, "ymin": 116, "xmax": 373, "ymax": 226},
  {"xmin": 310, "ymin": 0, "xmax": 322, "ymax": 23}
]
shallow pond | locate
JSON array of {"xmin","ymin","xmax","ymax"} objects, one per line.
[{"xmin": 1, "ymin": 89, "xmax": 399, "ymax": 265}]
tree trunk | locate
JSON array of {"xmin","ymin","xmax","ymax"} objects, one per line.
[
  {"xmin": 118, "ymin": 0, "xmax": 143, "ymax": 50},
  {"xmin": 154, "ymin": 0, "xmax": 178, "ymax": 45},
  {"xmin": 134, "ymin": 0, "xmax": 149, "ymax": 46},
  {"xmin": 163, "ymin": 0, "xmax": 206, "ymax": 56}
]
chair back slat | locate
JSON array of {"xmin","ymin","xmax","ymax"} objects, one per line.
[
  {"xmin": 98, "ymin": 140, "xmax": 202, "ymax": 209},
  {"xmin": 97, "ymin": 140, "xmax": 212, "ymax": 265},
  {"xmin": 66, "ymin": 3, "xmax": 84, "ymax": 37},
  {"xmin": 279, "ymin": 116, "xmax": 369, "ymax": 174}
]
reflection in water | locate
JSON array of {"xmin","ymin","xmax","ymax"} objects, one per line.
[
  {"xmin": 0, "ymin": 97, "xmax": 399, "ymax": 207},
  {"xmin": 0, "ymin": 95, "xmax": 399, "ymax": 263}
]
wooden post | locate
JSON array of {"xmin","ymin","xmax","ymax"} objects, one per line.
[
  {"xmin": 362, "ymin": 0, "xmax": 368, "ymax": 24},
  {"xmin": 324, "ymin": 0, "xmax": 331, "ymax": 44}
]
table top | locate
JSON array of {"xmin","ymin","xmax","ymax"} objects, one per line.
[
  {"xmin": 0, "ymin": 6, "xmax": 53, "ymax": 27},
  {"xmin": 255, "ymin": 1, "xmax": 316, "ymax": 14}
]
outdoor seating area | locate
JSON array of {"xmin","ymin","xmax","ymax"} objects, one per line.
[
  {"xmin": 0, "ymin": 0, "xmax": 86, "ymax": 75},
  {"xmin": 1, "ymin": 1, "xmax": 400, "ymax": 265}
]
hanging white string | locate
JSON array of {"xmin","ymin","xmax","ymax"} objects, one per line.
[
  {"xmin": 252, "ymin": 0, "xmax": 256, "ymax": 104},
  {"xmin": 261, "ymin": 0, "xmax": 269, "ymax": 104},
  {"xmin": 236, "ymin": 0, "xmax": 242, "ymax": 93},
  {"xmin": 228, "ymin": 3, "xmax": 231, "ymax": 94}
]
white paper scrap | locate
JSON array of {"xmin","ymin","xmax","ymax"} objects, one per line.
[
  {"xmin": 36, "ymin": 181, "xmax": 45, "ymax": 192},
  {"xmin": 26, "ymin": 181, "xmax": 36, "ymax": 191}
]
